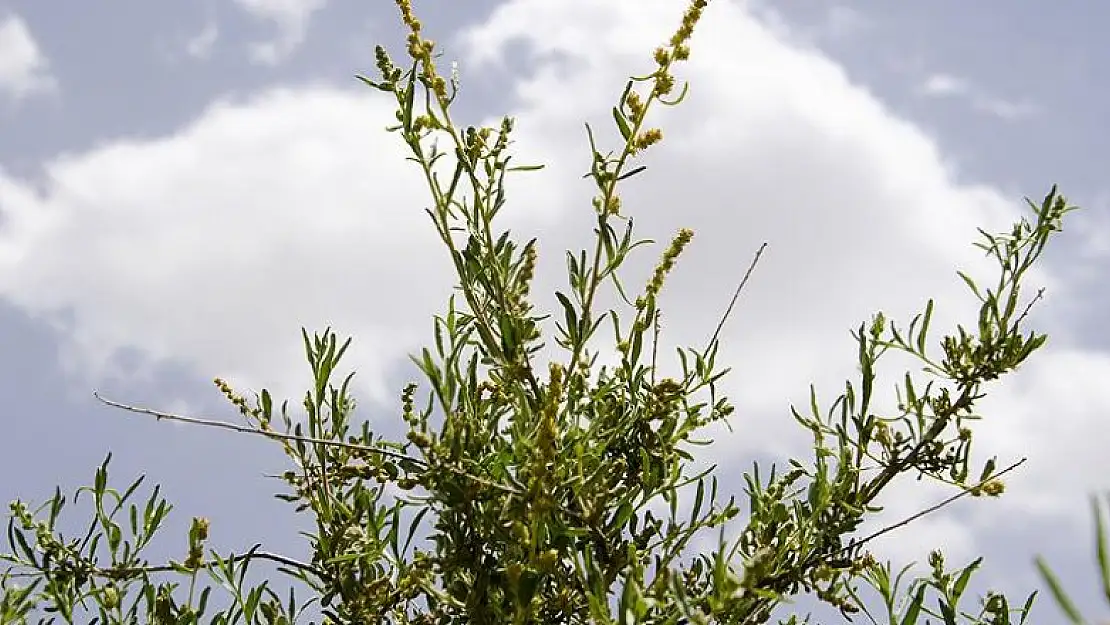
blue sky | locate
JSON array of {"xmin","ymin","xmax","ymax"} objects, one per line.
[{"xmin": 1, "ymin": 1, "xmax": 1107, "ymax": 621}]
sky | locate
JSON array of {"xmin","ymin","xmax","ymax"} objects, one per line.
[{"xmin": 0, "ymin": 0, "xmax": 1108, "ymax": 622}]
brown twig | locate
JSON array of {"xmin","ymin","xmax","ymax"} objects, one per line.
[
  {"xmin": 708, "ymin": 241, "xmax": 767, "ymax": 349},
  {"xmin": 4, "ymin": 548, "xmax": 325, "ymax": 581},
  {"xmin": 93, "ymin": 392, "xmax": 424, "ymax": 466},
  {"xmin": 847, "ymin": 456, "xmax": 1026, "ymax": 554}
]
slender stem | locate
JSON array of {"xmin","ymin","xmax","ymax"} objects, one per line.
[
  {"xmin": 4, "ymin": 549, "xmax": 327, "ymax": 582},
  {"xmin": 707, "ymin": 241, "xmax": 767, "ymax": 351},
  {"xmin": 93, "ymin": 392, "xmax": 423, "ymax": 466},
  {"xmin": 848, "ymin": 457, "xmax": 1026, "ymax": 554}
]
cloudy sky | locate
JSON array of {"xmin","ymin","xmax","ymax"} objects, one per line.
[{"xmin": 1, "ymin": 0, "xmax": 1107, "ymax": 621}]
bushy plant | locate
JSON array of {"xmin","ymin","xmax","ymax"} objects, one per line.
[{"xmin": 1, "ymin": 1, "xmax": 1081, "ymax": 623}]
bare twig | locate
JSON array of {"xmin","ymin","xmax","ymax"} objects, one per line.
[
  {"xmin": 708, "ymin": 241, "xmax": 767, "ymax": 349},
  {"xmin": 4, "ymin": 549, "xmax": 326, "ymax": 581},
  {"xmin": 846, "ymin": 457, "xmax": 1026, "ymax": 555},
  {"xmin": 93, "ymin": 392, "xmax": 424, "ymax": 466}
]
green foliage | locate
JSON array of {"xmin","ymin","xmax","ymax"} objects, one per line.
[{"xmin": 1, "ymin": 0, "xmax": 1085, "ymax": 623}]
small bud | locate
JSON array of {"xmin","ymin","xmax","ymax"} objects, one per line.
[
  {"xmin": 980, "ymin": 479, "xmax": 1005, "ymax": 497},
  {"xmin": 407, "ymin": 431, "xmax": 432, "ymax": 448},
  {"xmin": 537, "ymin": 549, "xmax": 560, "ymax": 571},
  {"xmin": 512, "ymin": 522, "xmax": 530, "ymax": 544},
  {"xmin": 191, "ymin": 517, "xmax": 210, "ymax": 542},
  {"xmin": 101, "ymin": 585, "xmax": 120, "ymax": 609}
]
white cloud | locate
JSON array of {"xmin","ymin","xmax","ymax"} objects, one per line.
[
  {"xmin": 185, "ymin": 22, "xmax": 219, "ymax": 60},
  {"xmin": 0, "ymin": 0, "xmax": 1103, "ymax": 601},
  {"xmin": 917, "ymin": 71, "xmax": 1037, "ymax": 121},
  {"xmin": 234, "ymin": 0, "xmax": 328, "ymax": 64},
  {"xmin": 0, "ymin": 13, "xmax": 55, "ymax": 103},
  {"xmin": 0, "ymin": 88, "xmax": 459, "ymax": 405}
]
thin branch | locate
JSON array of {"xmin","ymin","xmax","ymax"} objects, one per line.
[
  {"xmin": 4, "ymin": 549, "xmax": 325, "ymax": 581},
  {"xmin": 708, "ymin": 241, "xmax": 767, "ymax": 349},
  {"xmin": 93, "ymin": 392, "xmax": 424, "ymax": 466},
  {"xmin": 846, "ymin": 457, "xmax": 1026, "ymax": 555}
]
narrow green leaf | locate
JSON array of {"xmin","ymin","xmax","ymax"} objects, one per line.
[
  {"xmin": 616, "ymin": 165, "xmax": 648, "ymax": 182},
  {"xmin": 518, "ymin": 569, "xmax": 541, "ymax": 607},
  {"xmin": 245, "ymin": 586, "xmax": 263, "ymax": 621},
  {"xmin": 951, "ymin": 557, "xmax": 981, "ymax": 602},
  {"xmin": 899, "ymin": 584, "xmax": 925, "ymax": 625},
  {"xmin": 9, "ymin": 526, "xmax": 35, "ymax": 563},
  {"xmin": 260, "ymin": 389, "xmax": 273, "ymax": 419},
  {"xmin": 404, "ymin": 507, "xmax": 430, "ymax": 556},
  {"xmin": 402, "ymin": 71, "xmax": 416, "ymax": 130},
  {"xmin": 629, "ymin": 324, "xmax": 643, "ymax": 364},
  {"xmin": 95, "ymin": 455, "xmax": 110, "ymax": 493},
  {"xmin": 956, "ymin": 271, "xmax": 985, "ymax": 302},
  {"xmin": 197, "ymin": 586, "xmax": 212, "ymax": 617},
  {"xmin": 916, "ymin": 299, "xmax": 934, "ymax": 354},
  {"xmin": 691, "ymin": 479, "xmax": 705, "ymax": 525},
  {"xmin": 618, "ymin": 573, "xmax": 636, "ymax": 625},
  {"xmin": 617, "ymin": 80, "xmax": 634, "ymax": 111},
  {"xmin": 354, "ymin": 74, "xmax": 394, "ymax": 92},
  {"xmin": 1094, "ymin": 493, "xmax": 1110, "ymax": 604},
  {"xmin": 388, "ymin": 505, "xmax": 403, "ymax": 558},
  {"xmin": 48, "ymin": 486, "xmax": 64, "ymax": 527},
  {"xmin": 1035, "ymin": 556, "xmax": 1084, "ymax": 624},
  {"xmin": 613, "ymin": 106, "xmax": 632, "ymax": 141},
  {"xmin": 611, "ymin": 501, "xmax": 634, "ymax": 533},
  {"xmin": 1019, "ymin": 591, "xmax": 1038, "ymax": 625},
  {"xmin": 556, "ymin": 292, "xmax": 578, "ymax": 342},
  {"xmin": 978, "ymin": 457, "xmax": 996, "ymax": 483},
  {"xmin": 108, "ymin": 523, "xmax": 122, "ymax": 553}
]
